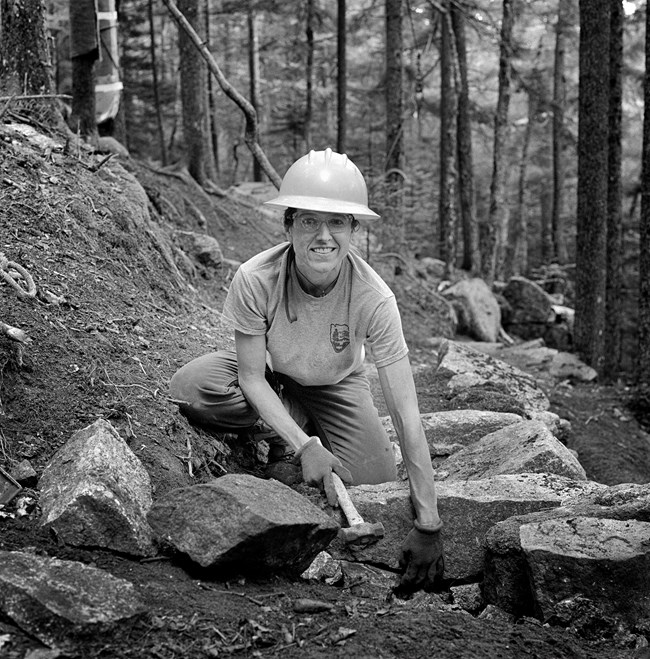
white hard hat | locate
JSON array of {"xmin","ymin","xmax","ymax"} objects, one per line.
[{"xmin": 264, "ymin": 148, "xmax": 379, "ymax": 220}]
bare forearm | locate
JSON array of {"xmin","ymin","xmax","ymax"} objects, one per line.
[{"xmin": 395, "ymin": 419, "xmax": 441, "ymax": 527}]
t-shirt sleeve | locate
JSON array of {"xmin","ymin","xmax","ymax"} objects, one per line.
[
  {"xmin": 365, "ymin": 296, "xmax": 409, "ymax": 367},
  {"xmin": 221, "ymin": 267, "xmax": 269, "ymax": 336}
]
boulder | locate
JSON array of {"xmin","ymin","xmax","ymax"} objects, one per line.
[
  {"xmin": 441, "ymin": 278, "xmax": 501, "ymax": 342},
  {"xmin": 523, "ymin": 516, "xmax": 650, "ymax": 628},
  {"xmin": 0, "ymin": 551, "xmax": 145, "ymax": 650},
  {"xmin": 483, "ymin": 484, "xmax": 650, "ymax": 618},
  {"xmin": 549, "ymin": 352, "xmax": 597, "ymax": 382},
  {"xmin": 175, "ymin": 230, "xmax": 223, "ymax": 273},
  {"xmin": 437, "ymin": 341, "xmax": 550, "ymax": 414},
  {"xmin": 380, "ymin": 410, "xmax": 524, "ymax": 470},
  {"xmin": 147, "ymin": 474, "xmax": 339, "ymax": 576},
  {"xmin": 438, "ymin": 420, "xmax": 586, "ymax": 482},
  {"xmin": 420, "ymin": 410, "xmax": 523, "ymax": 449},
  {"xmin": 502, "ymin": 277, "xmax": 554, "ymax": 324},
  {"xmin": 39, "ymin": 419, "xmax": 155, "ymax": 557},
  {"xmin": 328, "ymin": 474, "xmax": 603, "ymax": 581}
]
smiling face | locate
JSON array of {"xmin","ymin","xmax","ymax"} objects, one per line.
[{"xmin": 287, "ymin": 210, "xmax": 355, "ymax": 284}]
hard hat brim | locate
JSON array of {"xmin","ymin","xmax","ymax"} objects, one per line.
[{"xmin": 264, "ymin": 194, "xmax": 380, "ymax": 221}]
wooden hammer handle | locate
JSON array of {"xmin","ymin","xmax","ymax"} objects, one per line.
[{"xmin": 332, "ymin": 473, "xmax": 364, "ymax": 526}]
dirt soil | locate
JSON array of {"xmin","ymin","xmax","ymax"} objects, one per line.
[{"xmin": 1, "ymin": 121, "xmax": 649, "ymax": 659}]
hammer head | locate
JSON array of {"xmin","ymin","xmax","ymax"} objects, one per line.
[{"xmin": 338, "ymin": 521, "xmax": 385, "ymax": 547}]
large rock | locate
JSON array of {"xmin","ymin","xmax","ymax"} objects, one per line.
[
  {"xmin": 523, "ymin": 516, "xmax": 650, "ymax": 628},
  {"xmin": 39, "ymin": 419, "xmax": 154, "ymax": 557},
  {"xmin": 380, "ymin": 410, "xmax": 524, "ymax": 465},
  {"xmin": 421, "ymin": 410, "xmax": 523, "ymax": 449},
  {"xmin": 438, "ymin": 420, "xmax": 586, "ymax": 482},
  {"xmin": 483, "ymin": 484, "xmax": 650, "ymax": 618},
  {"xmin": 502, "ymin": 276, "xmax": 554, "ymax": 324},
  {"xmin": 0, "ymin": 550, "xmax": 145, "ymax": 650},
  {"xmin": 441, "ymin": 278, "xmax": 501, "ymax": 342},
  {"xmin": 437, "ymin": 341, "xmax": 550, "ymax": 415},
  {"xmin": 328, "ymin": 474, "xmax": 603, "ymax": 581},
  {"xmin": 147, "ymin": 474, "xmax": 339, "ymax": 576}
]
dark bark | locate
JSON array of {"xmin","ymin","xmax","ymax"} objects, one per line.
[
  {"xmin": 384, "ymin": 0, "xmax": 405, "ymax": 251},
  {"xmin": 178, "ymin": 0, "xmax": 215, "ymax": 185},
  {"xmin": 540, "ymin": 187, "xmax": 553, "ymax": 264},
  {"xmin": 482, "ymin": 0, "xmax": 513, "ymax": 284},
  {"xmin": 552, "ymin": 0, "xmax": 570, "ymax": 264},
  {"xmin": 0, "ymin": 0, "xmax": 62, "ymax": 127},
  {"xmin": 575, "ymin": 0, "xmax": 609, "ymax": 374},
  {"xmin": 439, "ymin": 3, "xmax": 458, "ymax": 274},
  {"xmin": 248, "ymin": 6, "xmax": 262, "ymax": 181},
  {"xmin": 70, "ymin": 53, "xmax": 98, "ymax": 139},
  {"xmin": 149, "ymin": 0, "xmax": 168, "ymax": 165},
  {"xmin": 205, "ymin": 1, "xmax": 219, "ymax": 174},
  {"xmin": 336, "ymin": 0, "xmax": 347, "ymax": 154},
  {"xmin": 304, "ymin": 0, "xmax": 314, "ymax": 149},
  {"xmin": 452, "ymin": 3, "xmax": 479, "ymax": 274},
  {"xmin": 638, "ymin": 3, "xmax": 650, "ymax": 386},
  {"xmin": 511, "ymin": 79, "xmax": 536, "ymax": 277},
  {"xmin": 604, "ymin": 0, "xmax": 623, "ymax": 380}
]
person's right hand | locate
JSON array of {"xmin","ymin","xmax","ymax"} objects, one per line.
[{"xmin": 297, "ymin": 436, "xmax": 352, "ymax": 506}]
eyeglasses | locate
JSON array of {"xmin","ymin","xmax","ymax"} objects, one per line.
[{"xmin": 295, "ymin": 215, "xmax": 352, "ymax": 233}]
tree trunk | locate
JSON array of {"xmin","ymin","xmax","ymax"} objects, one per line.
[
  {"xmin": 336, "ymin": 0, "xmax": 347, "ymax": 154},
  {"xmin": 575, "ymin": 0, "xmax": 609, "ymax": 374},
  {"xmin": 640, "ymin": 0, "xmax": 650, "ymax": 387},
  {"xmin": 604, "ymin": 0, "xmax": 623, "ymax": 381},
  {"xmin": 178, "ymin": 0, "xmax": 215, "ymax": 185},
  {"xmin": 552, "ymin": 0, "xmax": 570, "ymax": 264},
  {"xmin": 162, "ymin": 0, "xmax": 280, "ymax": 188},
  {"xmin": 304, "ymin": 0, "xmax": 314, "ymax": 150},
  {"xmin": 482, "ymin": 0, "xmax": 513, "ymax": 284},
  {"xmin": 205, "ymin": 1, "xmax": 219, "ymax": 175},
  {"xmin": 0, "ymin": 0, "xmax": 62, "ymax": 128},
  {"xmin": 511, "ymin": 79, "xmax": 537, "ymax": 277},
  {"xmin": 248, "ymin": 5, "xmax": 262, "ymax": 181},
  {"xmin": 384, "ymin": 0, "xmax": 405, "ymax": 252},
  {"xmin": 149, "ymin": 0, "xmax": 168, "ymax": 165},
  {"xmin": 68, "ymin": 0, "xmax": 100, "ymax": 140},
  {"xmin": 452, "ymin": 2, "xmax": 479, "ymax": 274},
  {"xmin": 439, "ymin": 3, "xmax": 458, "ymax": 274},
  {"xmin": 540, "ymin": 188, "xmax": 553, "ymax": 264}
]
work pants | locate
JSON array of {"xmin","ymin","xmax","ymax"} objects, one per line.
[{"xmin": 169, "ymin": 350, "xmax": 397, "ymax": 485}]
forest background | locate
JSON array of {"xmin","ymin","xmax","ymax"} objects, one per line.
[{"xmin": 3, "ymin": 0, "xmax": 650, "ymax": 395}]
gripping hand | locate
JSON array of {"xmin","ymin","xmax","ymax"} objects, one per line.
[{"xmin": 297, "ymin": 437, "xmax": 352, "ymax": 506}]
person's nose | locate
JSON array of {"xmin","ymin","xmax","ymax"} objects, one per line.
[{"xmin": 316, "ymin": 221, "xmax": 333, "ymax": 239}]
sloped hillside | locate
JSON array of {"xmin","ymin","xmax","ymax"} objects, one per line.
[{"xmin": 0, "ymin": 122, "xmax": 643, "ymax": 659}]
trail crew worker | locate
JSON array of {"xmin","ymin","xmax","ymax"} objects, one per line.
[{"xmin": 170, "ymin": 149, "xmax": 444, "ymax": 591}]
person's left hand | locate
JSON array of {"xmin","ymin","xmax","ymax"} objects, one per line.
[{"xmin": 398, "ymin": 525, "xmax": 444, "ymax": 592}]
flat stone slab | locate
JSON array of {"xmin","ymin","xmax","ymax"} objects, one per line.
[
  {"xmin": 39, "ymin": 419, "xmax": 154, "ymax": 557},
  {"xmin": 438, "ymin": 420, "xmax": 586, "ymax": 482},
  {"xmin": 147, "ymin": 474, "xmax": 339, "ymax": 576},
  {"xmin": 0, "ymin": 550, "xmax": 145, "ymax": 650}
]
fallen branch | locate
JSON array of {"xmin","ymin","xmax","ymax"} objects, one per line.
[
  {"xmin": 161, "ymin": 0, "xmax": 282, "ymax": 189},
  {"xmin": 0, "ymin": 94, "xmax": 72, "ymax": 102}
]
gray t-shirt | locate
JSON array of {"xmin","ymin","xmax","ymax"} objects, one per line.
[{"xmin": 221, "ymin": 243, "xmax": 408, "ymax": 386}]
